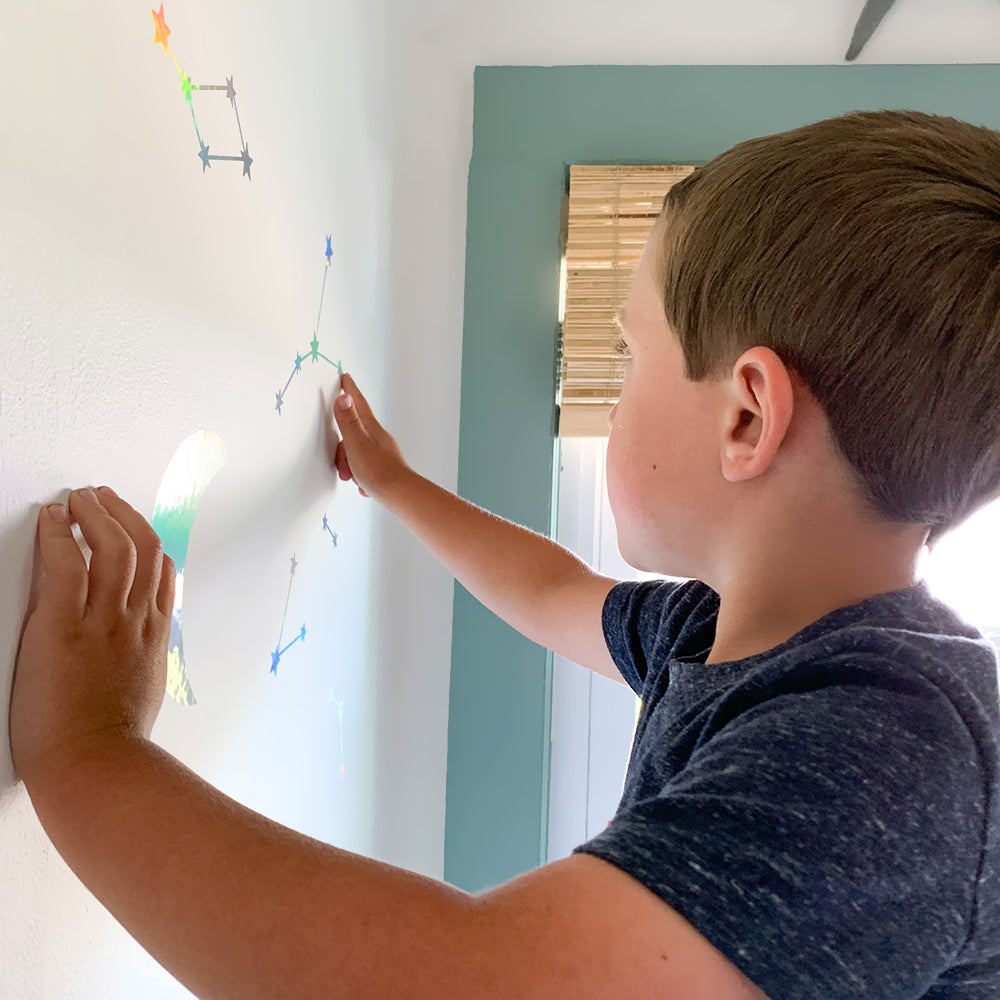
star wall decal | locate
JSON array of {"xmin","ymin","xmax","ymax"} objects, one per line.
[
  {"xmin": 846, "ymin": 0, "xmax": 901, "ymax": 61},
  {"xmin": 151, "ymin": 3, "xmax": 171, "ymax": 52}
]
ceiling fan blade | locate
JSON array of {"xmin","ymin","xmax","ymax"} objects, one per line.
[{"xmin": 846, "ymin": 0, "xmax": 901, "ymax": 61}]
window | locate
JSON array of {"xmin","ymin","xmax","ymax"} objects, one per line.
[{"xmin": 557, "ymin": 164, "xmax": 694, "ymax": 437}]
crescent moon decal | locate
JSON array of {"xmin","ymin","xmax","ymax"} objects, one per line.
[{"xmin": 151, "ymin": 429, "xmax": 227, "ymax": 705}]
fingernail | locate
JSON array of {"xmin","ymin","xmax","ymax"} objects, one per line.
[
  {"xmin": 341, "ymin": 393, "xmax": 354, "ymax": 409},
  {"xmin": 98, "ymin": 486, "xmax": 117, "ymax": 498},
  {"xmin": 47, "ymin": 504, "xmax": 67, "ymax": 522},
  {"xmin": 79, "ymin": 488, "xmax": 99, "ymax": 504}
]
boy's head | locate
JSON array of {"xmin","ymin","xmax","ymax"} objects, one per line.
[
  {"xmin": 608, "ymin": 109, "xmax": 1000, "ymax": 601},
  {"xmin": 639, "ymin": 109, "xmax": 1000, "ymax": 556}
]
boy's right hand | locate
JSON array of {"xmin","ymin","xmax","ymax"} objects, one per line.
[{"xmin": 329, "ymin": 373, "xmax": 411, "ymax": 504}]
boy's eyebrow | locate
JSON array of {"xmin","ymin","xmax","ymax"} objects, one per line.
[{"xmin": 613, "ymin": 309, "xmax": 627, "ymax": 331}]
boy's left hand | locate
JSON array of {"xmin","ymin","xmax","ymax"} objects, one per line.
[{"xmin": 9, "ymin": 487, "xmax": 175, "ymax": 791}]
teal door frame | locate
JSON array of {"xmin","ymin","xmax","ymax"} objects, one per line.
[{"xmin": 445, "ymin": 64, "xmax": 1000, "ymax": 893}]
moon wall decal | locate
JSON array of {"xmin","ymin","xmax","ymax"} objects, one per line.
[{"xmin": 151, "ymin": 429, "xmax": 227, "ymax": 705}]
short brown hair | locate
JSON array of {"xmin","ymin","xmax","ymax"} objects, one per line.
[{"xmin": 656, "ymin": 109, "xmax": 1000, "ymax": 549}]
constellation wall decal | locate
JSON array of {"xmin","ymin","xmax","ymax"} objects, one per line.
[
  {"xmin": 269, "ymin": 514, "xmax": 341, "ymax": 675},
  {"xmin": 268, "ymin": 243, "xmax": 344, "ymax": 675},
  {"xmin": 275, "ymin": 237, "xmax": 343, "ymax": 415},
  {"xmin": 151, "ymin": 3, "xmax": 253, "ymax": 179},
  {"xmin": 322, "ymin": 513, "xmax": 338, "ymax": 547},
  {"xmin": 270, "ymin": 554, "xmax": 306, "ymax": 675}
]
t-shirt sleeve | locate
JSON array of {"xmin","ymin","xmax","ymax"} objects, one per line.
[
  {"xmin": 573, "ymin": 658, "xmax": 988, "ymax": 999},
  {"xmin": 601, "ymin": 579, "xmax": 694, "ymax": 695}
]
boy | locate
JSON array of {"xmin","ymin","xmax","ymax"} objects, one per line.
[{"xmin": 9, "ymin": 109, "xmax": 1000, "ymax": 998}]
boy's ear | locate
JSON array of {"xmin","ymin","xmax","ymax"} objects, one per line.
[{"xmin": 719, "ymin": 346, "xmax": 794, "ymax": 483}]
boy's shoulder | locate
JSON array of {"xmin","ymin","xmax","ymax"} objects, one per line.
[
  {"xmin": 606, "ymin": 575, "xmax": 1000, "ymax": 706},
  {"xmin": 588, "ymin": 577, "xmax": 1000, "ymax": 994}
]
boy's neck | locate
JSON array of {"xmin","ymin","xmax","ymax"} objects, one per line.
[{"xmin": 702, "ymin": 528, "xmax": 928, "ymax": 666}]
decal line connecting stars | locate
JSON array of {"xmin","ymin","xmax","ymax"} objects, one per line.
[
  {"xmin": 275, "ymin": 236, "xmax": 343, "ymax": 415},
  {"xmin": 271, "ymin": 555, "xmax": 306, "ymax": 674},
  {"xmin": 269, "ymin": 514, "xmax": 339, "ymax": 675},
  {"xmin": 322, "ymin": 513, "xmax": 338, "ymax": 548},
  {"xmin": 151, "ymin": 4, "xmax": 253, "ymax": 179}
]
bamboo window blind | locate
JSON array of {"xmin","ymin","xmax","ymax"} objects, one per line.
[{"xmin": 557, "ymin": 164, "xmax": 696, "ymax": 436}]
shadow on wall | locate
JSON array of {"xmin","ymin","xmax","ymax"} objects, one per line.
[{"xmin": 183, "ymin": 389, "xmax": 342, "ymax": 572}]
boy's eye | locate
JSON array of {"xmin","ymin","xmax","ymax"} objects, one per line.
[{"xmin": 614, "ymin": 336, "xmax": 632, "ymax": 360}]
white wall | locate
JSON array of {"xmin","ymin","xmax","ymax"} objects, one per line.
[
  {"xmin": 5, "ymin": 0, "xmax": 1000, "ymax": 995},
  {"xmin": 1, "ymin": 0, "xmax": 405, "ymax": 995}
]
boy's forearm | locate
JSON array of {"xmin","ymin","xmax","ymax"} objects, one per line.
[
  {"xmin": 25, "ymin": 734, "xmax": 478, "ymax": 1000},
  {"xmin": 381, "ymin": 469, "xmax": 593, "ymax": 646}
]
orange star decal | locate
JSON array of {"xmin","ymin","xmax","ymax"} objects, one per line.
[{"xmin": 151, "ymin": 4, "xmax": 171, "ymax": 52}]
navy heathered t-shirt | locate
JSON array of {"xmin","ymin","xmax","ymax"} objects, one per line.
[{"xmin": 572, "ymin": 578, "xmax": 1000, "ymax": 999}]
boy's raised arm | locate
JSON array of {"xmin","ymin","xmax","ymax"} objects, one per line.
[
  {"xmin": 329, "ymin": 374, "xmax": 624, "ymax": 683},
  {"xmin": 10, "ymin": 489, "xmax": 767, "ymax": 1000}
]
